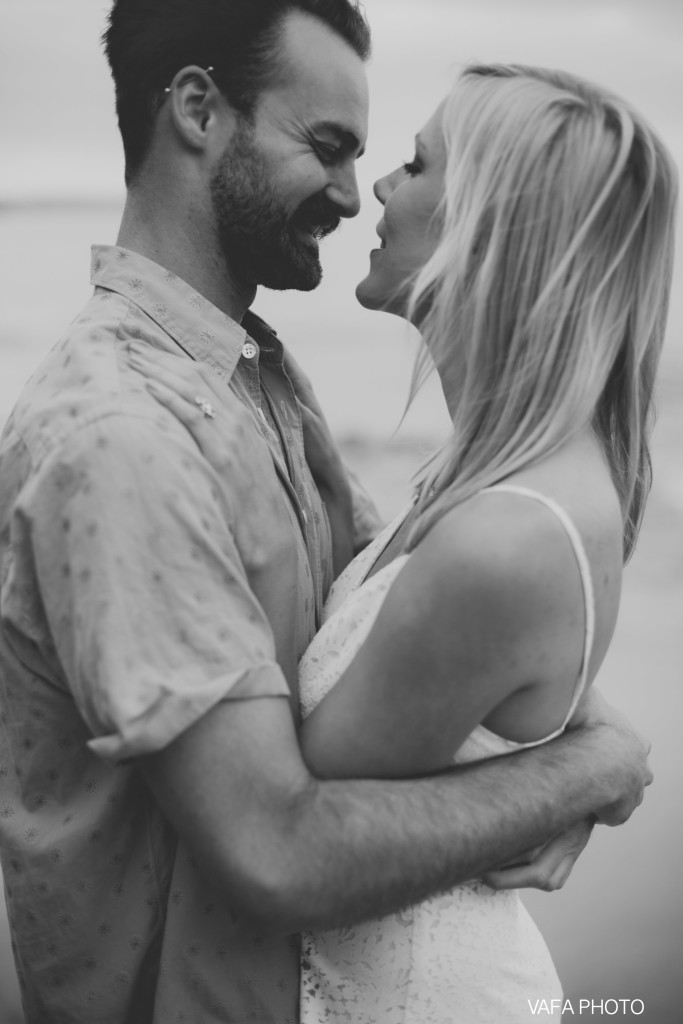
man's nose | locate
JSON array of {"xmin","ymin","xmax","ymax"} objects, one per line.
[{"xmin": 326, "ymin": 165, "xmax": 361, "ymax": 219}]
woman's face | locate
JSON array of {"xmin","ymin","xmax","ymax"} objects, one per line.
[{"xmin": 355, "ymin": 102, "xmax": 448, "ymax": 316}]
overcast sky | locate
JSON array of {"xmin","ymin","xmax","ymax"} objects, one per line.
[
  {"xmin": 1, "ymin": 0, "xmax": 681, "ymax": 408},
  {"xmin": 2, "ymin": 0, "xmax": 682, "ymax": 201}
]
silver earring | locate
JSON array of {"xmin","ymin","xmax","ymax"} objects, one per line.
[{"xmin": 163, "ymin": 66, "xmax": 215, "ymax": 94}]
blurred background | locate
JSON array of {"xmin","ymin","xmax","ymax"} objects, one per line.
[{"xmin": 1, "ymin": 0, "xmax": 681, "ymax": 1020}]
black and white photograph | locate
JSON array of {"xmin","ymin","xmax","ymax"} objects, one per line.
[{"xmin": 1, "ymin": 1, "xmax": 681, "ymax": 1022}]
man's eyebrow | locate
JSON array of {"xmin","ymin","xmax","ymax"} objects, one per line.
[{"xmin": 312, "ymin": 121, "xmax": 366, "ymax": 158}]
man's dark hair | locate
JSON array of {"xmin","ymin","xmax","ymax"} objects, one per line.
[{"xmin": 103, "ymin": 0, "xmax": 371, "ymax": 185}]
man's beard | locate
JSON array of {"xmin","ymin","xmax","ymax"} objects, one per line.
[{"xmin": 210, "ymin": 127, "xmax": 341, "ymax": 291}]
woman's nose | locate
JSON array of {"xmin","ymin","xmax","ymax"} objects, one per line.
[
  {"xmin": 373, "ymin": 174, "xmax": 392, "ymax": 205},
  {"xmin": 374, "ymin": 165, "xmax": 404, "ymax": 205}
]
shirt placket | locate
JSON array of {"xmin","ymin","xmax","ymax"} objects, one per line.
[
  {"xmin": 258, "ymin": 362, "xmax": 326, "ymax": 628},
  {"xmin": 94, "ymin": 248, "xmax": 326, "ymax": 633},
  {"xmin": 236, "ymin": 342, "xmax": 322, "ymax": 617}
]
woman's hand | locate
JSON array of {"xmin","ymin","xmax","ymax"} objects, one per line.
[
  {"xmin": 481, "ymin": 818, "xmax": 595, "ymax": 891},
  {"xmin": 129, "ymin": 344, "xmax": 293, "ymax": 588},
  {"xmin": 284, "ymin": 349, "xmax": 354, "ymax": 575},
  {"xmin": 568, "ymin": 689, "xmax": 653, "ymax": 827},
  {"xmin": 483, "ymin": 690, "xmax": 653, "ymax": 891}
]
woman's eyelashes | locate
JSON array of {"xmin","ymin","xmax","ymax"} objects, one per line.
[{"xmin": 402, "ymin": 157, "xmax": 421, "ymax": 177}]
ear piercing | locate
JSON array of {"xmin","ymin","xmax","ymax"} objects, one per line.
[{"xmin": 164, "ymin": 67, "xmax": 215, "ymax": 94}]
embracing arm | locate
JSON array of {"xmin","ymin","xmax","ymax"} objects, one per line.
[
  {"xmin": 121, "ymin": 352, "xmax": 647, "ymax": 917},
  {"xmin": 137, "ymin": 497, "xmax": 649, "ymax": 928},
  {"xmin": 138, "ymin": 688, "xmax": 648, "ymax": 934}
]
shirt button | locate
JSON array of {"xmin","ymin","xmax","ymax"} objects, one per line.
[{"xmin": 242, "ymin": 342, "xmax": 257, "ymax": 360}]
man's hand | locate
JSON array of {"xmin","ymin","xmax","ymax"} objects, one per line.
[
  {"xmin": 568, "ymin": 689, "xmax": 653, "ymax": 827},
  {"xmin": 481, "ymin": 818, "xmax": 594, "ymax": 891}
]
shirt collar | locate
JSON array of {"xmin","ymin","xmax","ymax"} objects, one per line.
[
  {"xmin": 91, "ymin": 245, "xmax": 255, "ymax": 380},
  {"xmin": 242, "ymin": 310, "xmax": 285, "ymax": 367}
]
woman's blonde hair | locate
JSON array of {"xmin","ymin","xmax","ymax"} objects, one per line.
[{"xmin": 407, "ymin": 64, "xmax": 677, "ymax": 560}]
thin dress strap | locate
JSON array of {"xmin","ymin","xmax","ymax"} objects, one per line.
[
  {"xmin": 480, "ymin": 483, "xmax": 596, "ymax": 729},
  {"xmin": 322, "ymin": 500, "xmax": 415, "ymax": 621}
]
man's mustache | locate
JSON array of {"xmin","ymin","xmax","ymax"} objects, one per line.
[{"xmin": 293, "ymin": 195, "xmax": 342, "ymax": 239}]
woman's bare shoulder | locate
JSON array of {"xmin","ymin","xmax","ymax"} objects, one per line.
[{"xmin": 412, "ymin": 490, "xmax": 579, "ymax": 608}]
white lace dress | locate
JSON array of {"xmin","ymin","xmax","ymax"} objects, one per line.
[{"xmin": 299, "ymin": 486, "xmax": 596, "ymax": 1023}]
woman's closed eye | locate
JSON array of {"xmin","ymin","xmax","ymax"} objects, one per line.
[{"xmin": 402, "ymin": 158, "xmax": 421, "ymax": 177}]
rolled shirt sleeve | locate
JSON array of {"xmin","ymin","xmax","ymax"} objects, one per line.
[{"xmin": 12, "ymin": 411, "xmax": 290, "ymax": 762}]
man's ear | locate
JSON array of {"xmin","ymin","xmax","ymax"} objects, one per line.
[{"xmin": 164, "ymin": 65, "xmax": 236, "ymax": 152}]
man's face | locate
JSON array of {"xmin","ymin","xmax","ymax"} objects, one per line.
[
  {"xmin": 210, "ymin": 121, "xmax": 341, "ymax": 291},
  {"xmin": 210, "ymin": 10, "xmax": 369, "ymax": 291}
]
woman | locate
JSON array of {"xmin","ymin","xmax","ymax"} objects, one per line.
[{"xmin": 135, "ymin": 64, "xmax": 676, "ymax": 1021}]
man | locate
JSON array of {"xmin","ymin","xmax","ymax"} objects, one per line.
[{"xmin": 0, "ymin": 1, "xmax": 650, "ymax": 1022}]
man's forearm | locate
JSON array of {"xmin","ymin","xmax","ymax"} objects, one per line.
[
  {"xmin": 235, "ymin": 722, "xmax": 643, "ymax": 933},
  {"xmin": 141, "ymin": 693, "xmax": 647, "ymax": 935}
]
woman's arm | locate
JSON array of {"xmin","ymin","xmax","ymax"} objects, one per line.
[{"xmin": 300, "ymin": 492, "xmax": 586, "ymax": 779}]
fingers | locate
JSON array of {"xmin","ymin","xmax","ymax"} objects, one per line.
[
  {"xmin": 482, "ymin": 863, "xmax": 556, "ymax": 892},
  {"xmin": 483, "ymin": 821, "xmax": 594, "ymax": 892},
  {"xmin": 483, "ymin": 856, "xmax": 572, "ymax": 892},
  {"xmin": 596, "ymin": 768, "xmax": 650, "ymax": 826},
  {"xmin": 129, "ymin": 344, "xmax": 201, "ymax": 400},
  {"xmin": 180, "ymin": 354, "xmax": 228, "ymax": 405},
  {"xmin": 567, "ymin": 687, "xmax": 610, "ymax": 730},
  {"xmin": 132, "ymin": 351, "xmax": 234, "ymax": 463},
  {"xmin": 484, "ymin": 862, "xmax": 544, "ymax": 890},
  {"xmin": 128, "ymin": 343, "xmax": 235, "ymax": 410},
  {"xmin": 144, "ymin": 379, "xmax": 207, "ymax": 430},
  {"xmin": 129, "ymin": 344, "xmax": 254, "ymax": 432}
]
